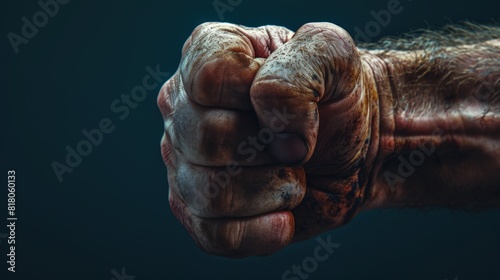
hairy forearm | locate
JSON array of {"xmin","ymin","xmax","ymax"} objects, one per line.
[{"xmin": 360, "ymin": 27, "xmax": 500, "ymax": 210}]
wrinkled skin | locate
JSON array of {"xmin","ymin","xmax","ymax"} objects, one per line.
[
  {"xmin": 157, "ymin": 22, "xmax": 500, "ymax": 257},
  {"xmin": 157, "ymin": 22, "xmax": 379, "ymax": 257}
]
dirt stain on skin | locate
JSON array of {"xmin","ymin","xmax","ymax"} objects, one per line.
[{"xmin": 281, "ymin": 188, "xmax": 292, "ymax": 202}]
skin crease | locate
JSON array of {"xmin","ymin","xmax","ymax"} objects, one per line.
[
  {"xmin": 157, "ymin": 22, "xmax": 500, "ymax": 257},
  {"xmin": 361, "ymin": 40, "xmax": 500, "ymax": 209}
]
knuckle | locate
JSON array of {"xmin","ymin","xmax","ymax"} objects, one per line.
[
  {"xmin": 191, "ymin": 22, "xmax": 238, "ymax": 45},
  {"xmin": 192, "ymin": 22, "xmax": 224, "ymax": 36},
  {"xmin": 301, "ymin": 22, "xmax": 355, "ymax": 51},
  {"xmin": 302, "ymin": 22, "xmax": 349, "ymax": 37},
  {"xmin": 191, "ymin": 51, "xmax": 255, "ymax": 107},
  {"xmin": 301, "ymin": 22, "xmax": 328, "ymax": 31}
]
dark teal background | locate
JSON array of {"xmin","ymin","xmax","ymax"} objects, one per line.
[{"xmin": 2, "ymin": 0, "xmax": 499, "ymax": 279}]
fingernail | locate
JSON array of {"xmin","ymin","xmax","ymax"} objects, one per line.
[{"xmin": 270, "ymin": 133, "xmax": 308, "ymax": 164}]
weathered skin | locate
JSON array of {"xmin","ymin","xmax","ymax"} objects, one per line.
[
  {"xmin": 361, "ymin": 39, "xmax": 500, "ymax": 209},
  {"xmin": 157, "ymin": 22, "xmax": 500, "ymax": 257}
]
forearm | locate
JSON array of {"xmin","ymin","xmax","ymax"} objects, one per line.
[{"xmin": 361, "ymin": 37, "xmax": 500, "ymax": 210}]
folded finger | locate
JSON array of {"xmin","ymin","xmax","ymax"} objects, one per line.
[
  {"xmin": 169, "ymin": 188, "xmax": 295, "ymax": 258},
  {"xmin": 173, "ymin": 159, "xmax": 306, "ymax": 218},
  {"xmin": 181, "ymin": 23, "xmax": 294, "ymax": 111}
]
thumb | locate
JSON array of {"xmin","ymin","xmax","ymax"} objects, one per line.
[{"xmin": 250, "ymin": 22, "xmax": 362, "ymax": 164}]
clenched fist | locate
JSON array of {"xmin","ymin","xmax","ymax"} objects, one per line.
[
  {"xmin": 158, "ymin": 21, "xmax": 500, "ymax": 257},
  {"xmin": 157, "ymin": 22, "xmax": 381, "ymax": 257}
]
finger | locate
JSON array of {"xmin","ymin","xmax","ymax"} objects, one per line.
[
  {"xmin": 159, "ymin": 79, "xmax": 306, "ymax": 218},
  {"xmin": 171, "ymin": 97, "xmax": 275, "ymax": 166},
  {"xmin": 158, "ymin": 72, "xmax": 275, "ymax": 166},
  {"xmin": 291, "ymin": 173, "xmax": 365, "ymax": 242},
  {"xmin": 158, "ymin": 77, "xmax": 178, "ymax": 169},
  {"xmin": 181, "ymin": 23, "xmax": 294, "ymax": 110},
  {"xmin": 250, "ymin": 22, "xmax": 362, "ymax": 164},
  {"xmin": 169, "ymin": 187, "xmax": 295, "ymax": 258},
  {"xmin": 172, "ymin": 158, "xmax": 306, "ymax": 218}
]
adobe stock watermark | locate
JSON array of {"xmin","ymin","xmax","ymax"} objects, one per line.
[
  {"xmin": 51, "ymin": 64, "xmax": 170, "ymax": 183},
  {"xmin": 191, "ymin": 106, "xmax": 296, "ymax": 212},
  {"xmin": 353, "ymin": 0, "xmax": 405, "ymax": 43},
  {"xmin": 281, "ymin": 234, "xmax": 341, "ymax": 280},
  {"xmin": 7, "ymin": 0, "xmax": 71, "ymax": 54},
  {"xmin": 213, "ymin": 0, "xmax": 243, "ymax": 21},
  {"xmin": 383, "ymin": 127, "xmax": 443, "ymax": 191},
  {"xmin": 384, "ymin": 76, "xmax": 498, "ymax": 191},
  {"xmin": 110, "ymin": 267, "xmax": 135, "ymax": 280}
]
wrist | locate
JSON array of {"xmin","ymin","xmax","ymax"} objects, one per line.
[
  {"xmin": 358, "ymin": 49, "xmax": 401, "ymax": 210},
  {"xmin": 359, "ymin": 43, "xmax": 500, "ymax": 210}
]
